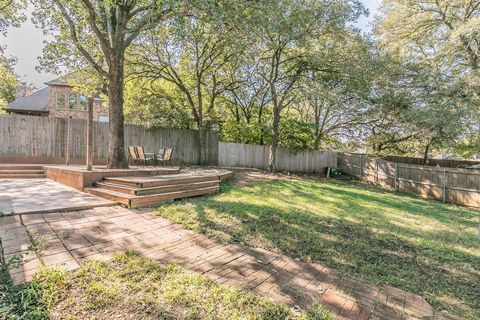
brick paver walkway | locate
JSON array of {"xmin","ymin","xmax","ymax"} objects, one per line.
[{"xmin": 1, "ymin": 206, "xmax": 433, "ymax": 320}]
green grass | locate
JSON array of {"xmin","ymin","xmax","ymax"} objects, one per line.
[
  {"xmin": 0, "ymin": 256, "xmax": 49, "ymax": 319},
  {"xmin": 0, "ymin": 252, "xmax": 334, "ymax": 319},
  {"xmin": 156, "ymin": 178, "xmax": 480, "ymax": 319}
]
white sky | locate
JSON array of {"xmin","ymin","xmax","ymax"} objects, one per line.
[{"xmin": 0, "ymin": 0, "xmax": 381, "ymax": 88}]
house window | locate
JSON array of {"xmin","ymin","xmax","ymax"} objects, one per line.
[
  {"xmin": 68, "ymin": 93, "xmax": 77, "ymax": 110},
  {"xmin": 56, "ymin": 92, "xmax": 66, "ymax": 109},
  {"xmin": 80, "ymin": 95, "xmax": 88, "ymax": 111}
]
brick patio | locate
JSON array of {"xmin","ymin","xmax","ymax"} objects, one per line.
[{"xmin": 0, "ymin": 206, "xmax": 433, "ymax": 320}]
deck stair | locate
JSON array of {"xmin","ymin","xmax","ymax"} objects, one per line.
[
  {"xmin": 84, "ymin": 174, "xmax": 222, "ymax": 208},
  {"xmin": 0, "ymin": 165, "xmax": 46, "ymax": 179}
]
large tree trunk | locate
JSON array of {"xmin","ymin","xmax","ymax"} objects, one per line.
[
  {"xmin": 197, "ymin": 121, "xmax": 207, "ymax": 165},
  {"xmin": 268, "ymin": 106, "xmax": 280, "ymax": 172},
  {"xmin": 107, "ymin": 59, "xmax": 127, "ymax": 169}
]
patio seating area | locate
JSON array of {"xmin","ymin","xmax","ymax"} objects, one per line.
[{"xmin": 128, "ymin": 146, "xmax": 175, "ymax": 167}]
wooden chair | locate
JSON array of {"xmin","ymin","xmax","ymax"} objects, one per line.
[{"xmin": 136, "ymin": 145, "xmax": 156, "ymax": 166}]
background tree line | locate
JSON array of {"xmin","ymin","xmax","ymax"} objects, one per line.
[{"xmin": 1, "ymin": 0, "xmax": 479, "ymax": 169}]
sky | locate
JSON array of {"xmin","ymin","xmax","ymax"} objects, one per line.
[{"xmin": 0, "ymin": 0, "xmax": 381, "ymax": 88}]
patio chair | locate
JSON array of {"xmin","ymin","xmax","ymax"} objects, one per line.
[
  {"xmin": 157, "ymin": 148, "xmax": 174, "ymax": 166},
  {"xmin": 136, "ymin": 145, "xmax": 156, "ymax": 166},
  {"xmin": 128, "ymin": 146, "xmax": 140, "ymax": 166},
  {"xmin": 157, "ymin": 148, "xmax": 165, "ymax": 160}
]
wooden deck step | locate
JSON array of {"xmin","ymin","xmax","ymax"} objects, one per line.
[
  {"xmin": 0, "ymin": 170, "xmax": 44, "ymax": 174},
  {"xmin": 83, "ymin": 187, "xmax": 131, "ymax": 206},
  {"xmin": 105, "ymin": 174, "xmax": 219, "ymax": 188},
  {"xmin": 95, "ymin": 180, "xmax": 219, "ymax": 196},
  {"xmin": 0, "ymin": 165, "xmax": 43, "ymax": 170},
  {"xmin": 84, "ymin": 185, "xmax": 219, "ymax": 208},
  {"xmin": 0, "ymin": 174, "xmax": 46, "ymax": 179}
]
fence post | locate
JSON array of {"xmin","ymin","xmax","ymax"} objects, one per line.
[
  {"xmin": 359, "ymin": 155, "xmax": 363, "ymax": 179},
  {"xmin": 86, "ymin": 97, "xmax": 94, "ymax": 171},
  {"xmin": 442, "ymin": 168, "xmax": 447, "ymax": 203},
  {"xmin": 394, "ymin": 163, "xmax": 398, "ymax": 189},
  {"xmin": 65, "ymin": 116, "xmax": 72, "ymax": 166}
]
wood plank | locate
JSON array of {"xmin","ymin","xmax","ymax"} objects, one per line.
[
  {"xmin": 0, "ymin": 174, "xmax": 46, "ymax": 179},
  {"xmin": 130, "ymin": 186, "xmax": 219, "ymax": 208},
  {"xmin": 0, "ymin": 165, "xmax": 43, "ymax": 170},
  {"xmin": 0, "ymin": 170, "xmax": 44, "ymax": 174},
  {"xmin": 95, "ymin": 180, "xmax": 219, "ymax": 196},
  {"xmin": 105, "ymin": 174, "xmax": 219, "ymax": 188},
  {"xmin": 84, "ymin": 185, "xmax": 219, "ymax": 208}
]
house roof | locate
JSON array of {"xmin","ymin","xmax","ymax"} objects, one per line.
[
  {"xmin": 5, "ymin": 87, "xmax": 50, "ymax": 114},
  {"xmin": 44, "ymin": 77, "xmax": 71, "ymax": 87}
]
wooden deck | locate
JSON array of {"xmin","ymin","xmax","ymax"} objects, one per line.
[
  {"xmin": 42, "ymin": 165, "xmax": 181, "ymax": 190},
  {"xmin": 84, "ymin": 170, "xmax": 234, "ymax": 209}
]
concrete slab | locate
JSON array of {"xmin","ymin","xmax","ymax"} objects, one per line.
[{"xmin": 0, "ymin": 179, "xmax": 115, "ymax": 215}]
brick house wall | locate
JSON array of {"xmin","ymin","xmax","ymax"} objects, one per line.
[{"xmin": 48, "ymin": 85, "xmax": 109, "ymax": 121}]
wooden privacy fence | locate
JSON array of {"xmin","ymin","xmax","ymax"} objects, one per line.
[
  {"xmin": 383, "ymin": 155, "xmax": 480, "ymax": 168},
  {"xmin": 219, "ymin": 142, "xmax": 337, "ymax": 173},
  {"xmin": 338, "ymin": 153, "xmax": 480, "ymax": 208},
  {"xmin": 0, "ymin": 115, "xmax": 218, "ymax": 165}
]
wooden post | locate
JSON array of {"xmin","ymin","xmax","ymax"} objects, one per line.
[
  {"xmin": 442, "ymin": 168, "xmax": 447, "ymax": 203},
  {"xmin": 66, "ymin": 116, "xmax": 72, "ymax": 166},
  {"xmin": 359, "ymin": 155, "xmax": 363, "ymax": 179},
  {"xmin": 394, "ymin": 163, "xmax": 398, "ymax": 189},
  {"xmin": 374, "ymin": 159, "xmax": 378, "ymax": 184},
  {"xmin": 86, "ymin": 97, "xmax": 94, "ymax": 171}
]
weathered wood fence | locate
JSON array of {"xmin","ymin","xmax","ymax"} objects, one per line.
[
  {"xmin": 0, "ymin": 115, "xmax": 218, "ymax": 165},
  {"xmin": 219, "ymin": 142, "xmax": 337, "ymax": 173},
  {"xmin": 339, "ymin": 153, "xmax": 480, "ymax": 208},
  {"xmin": 383, "ymin": 155, "xmax": 480, "ymax": 168}
]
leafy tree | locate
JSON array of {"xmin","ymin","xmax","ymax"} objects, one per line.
[
  {"xmin": 376, "ymin": 0, "xmax": 479, "ymax": 75},
  {"xmin": 124, "ymin": 78, "xmax": 194, "ymax": 129},
  {"xmin": 364, "ymin": 57, "xmax": 473, "ymax": 161},
  {"xmin": 293, "ymin": 32, "xmax": 377, "ymax": 149},
  {"xmin": 222, "ymin": 60, "xmax": 271, "ymax": 144},
  {"xmin": 220, "ymin": 119, "xmax": 271, "ymax": 145},
  {"xmin": 130, "ymin": 2, "xmax": 243, "ymax": 164},
  {"xmin": 0, "ymin": 0, "xmax": 25, "ymax": 112},
  {"xmin": 0, "ymin": 59, "xmax": 18, "ymax": 113},
  {"xmin": 0, "ymin": 0, "xmax": 26, "ymax": 33},
  {"xmin": 32, "ymin": 0, "xmax": 174, "ymax": 168},
  {"xmin": 242, "ymin": 0, "xmax": 366, "ymax": 171}
]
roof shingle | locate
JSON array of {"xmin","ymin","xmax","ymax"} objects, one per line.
[{"xmin": 5, "ymin": 87, "xmax": 50, "ymax": 113}]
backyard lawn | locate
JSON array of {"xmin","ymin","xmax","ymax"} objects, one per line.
[
  {"xmin": 156, "ymin": 177, "xmax": 480, "ymax": 319},
  {"xmin": 0, "ymin": 252, "xmax": 333, "ymax": 320}
]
